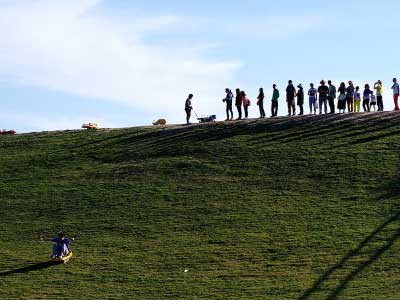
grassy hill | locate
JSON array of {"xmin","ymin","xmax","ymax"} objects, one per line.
[{"xmin": 0, "ymin": 113, "xmax": 400, "ymax": 300}]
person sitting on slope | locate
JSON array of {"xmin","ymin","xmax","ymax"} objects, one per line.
[{"xmin": 50, "ymin": 232, "xmax": 73, "ymax": 259}]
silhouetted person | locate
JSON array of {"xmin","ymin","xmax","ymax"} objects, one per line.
[
  {"xmin": 271, "ymin": 84, "xmax": 279, "ymax": 117},
  {"xmin": 317, "ymin": 80, "xmax": 329, "ymax": 114},
  {"xmin": 363, "ymin": 84, "xmax": 372, "ymax": 112},
  {"xmin": 337, "ymin": 82, "xmax": 346, "ymax": 113},
  {"xmin": 185, "ymin": 94, "xmax": 194, "ymax": 124},
  {"xmin": 241, "ymin": 91, "xmax": 251, "ymax": 118},
  {"xmin": 392, "ymin": 78, "xmax": 399, "ymax": 111},
  {"xmin": 257, "ymin": 88, "xmax": 266, "ymax": 118},
  {"xmin": 346, "ymin": 81, "xmax": 355, "ymax": 112},
  {"xmin": 374, "ymin": 80, "xmax": 384, "ymax": 111},
  {"xmin": 223, "ymin": 88, "xmax": 234, "ymax": 121},
  {"xmin": 296, "ymin": 84, "xmax": 304, "ymax": 115},
  {"xmin": 286, "ymin": 80, "xmax": 296, "ymax": 116},
  {"xmin": 328, "ymin": 80, "xmax": 336, "ymax": 114},
  {"xmin": 308, "ymin": 83, "xmax": 318, "ymax": 115},
  {"xmin": 235, "ymin": 89, "xmax": 242, "ymax": 120}
]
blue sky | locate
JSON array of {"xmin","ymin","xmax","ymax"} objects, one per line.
[{"xmin": 0, "ymin": 0, "xmax": 399, "ymax": 132}]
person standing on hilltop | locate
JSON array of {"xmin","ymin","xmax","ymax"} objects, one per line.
[
  {"xmin": 363, "ymin": 84, "xmax": 372, "ymax": 112},
  {"xmin": 223, "ymin": 88, "xmax": 234, "ymax": 121},
  {"xmin": 185, "ymin": 94, "xmax": 194, "ymax": 125},
  {"xmin": 286, "ymin": 80, "xmax": 296, "ymax": 116},
  {"xmin": 392, "ymin": 78, "xmax": 399, "ymax": 111},
  {"xmin": 296, "ymin": 84, "xmax": 304, "ymax": 116},
  {"xmin": 308, "ymin": 83, "xmax": 318, "ymax": 115},
  {"xmin": 374, "ymin": 80, "xmax": 384, "ymax": 111},
  {"xmin": 257, "ymin": 88, "xmax": 266, "ymax": 118},
  {"xmin": 328, "ymin": 80, "xmax": 337, "ymax": 114},
  {"xmin": 337, "ymin": 82, "xmax": 347, "ymax": 113},
  {"xmin": 241, "ymin": 91, "xmax": 251, "ymax": 119},
  {"xmin": 235, "ymin": 88, "xmax": 243, "ymax": 120},
  {"xmin": 317, "ymin": 80, "xmax": 329, "ymax": 114},
  {"xmin": 271, "ymin": 84, "xmax": 279, "ymax": 117},
  {"xmin": 346, "ymin": 81, "xmax": 355, "ymax": 113},
  {"xmin": 354, "ymin": 86, "xmax": 362, "ymax": 113}
]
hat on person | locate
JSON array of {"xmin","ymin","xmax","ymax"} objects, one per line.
[
  {"xmin": 320, "ymin": 80, "xmax": 326, "ymax": 84},
  {"xmin": 297, "ymin": 84, "xmax": 303, "ymax": 88}
]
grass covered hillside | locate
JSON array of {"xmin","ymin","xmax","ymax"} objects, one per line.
[{"xmin": 0, "ymin": 113, "xmax": 400, "ymax": 300}]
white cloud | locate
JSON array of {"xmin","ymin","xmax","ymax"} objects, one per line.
[{"xmin": 0, "ymin": 0, "xmax": 242, "ymax": 124}]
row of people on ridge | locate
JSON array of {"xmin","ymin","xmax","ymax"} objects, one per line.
[{"xmin": 184, "ymin": 78, "xmax": 400, "ymax": 123}]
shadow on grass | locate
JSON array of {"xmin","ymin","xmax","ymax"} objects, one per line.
[
  {"xmin": 298, "ymin": 211, "xmax": 400, "ymax": 300},
  {"xmin": 298, "ymin": 151, "xmax": 400, "ymax": 300},
  {"xmin": 0, "ymin": 261, "xmax": 62, "ymax": 277}
]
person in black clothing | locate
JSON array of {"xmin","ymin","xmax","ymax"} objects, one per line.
[
  {"xmin": 185, "ymin": 94, "xmax": 194, "ymax": 124},
  {"xmin": 286, "ymin": 80, "xmax": 296, "ymax": 116},
  {"xmin": 328, "ymin": 80, "xmax": 337, "ymax": 114},
  {"xmin": 235, "ymin": 89, "xmax": 242, "ymax": 120},
  {"xmin": 337, "ymin": 82, "xmax": 347, "ymax": 113},
  {"xmin": 257, "ymin": 88, "xmax": 266, "ymax": 118},
  {"xmin": 296, "ymin": 84, "xmax": 304, "ymax": 115},
  {"xmin": 317, "ymin": 80, "xmax": 329, "ymax": 114},
  {"xmin": 271, "ymin": 84, "xmax": 279, "ymax": 117},
  {"xmin": 223, "ymin": 88, "xmax": 234, "ymax": 121},
  {"xmin": 346, "ymin": 81, "xmax": 355, "ymax": 113}
]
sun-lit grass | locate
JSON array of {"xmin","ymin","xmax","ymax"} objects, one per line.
[{"xmin": 0, "ymin": 113, "xmax": 400, "ymax": 300}]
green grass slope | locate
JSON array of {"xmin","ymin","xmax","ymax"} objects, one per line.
[{"xmin": 1, "ymin": 113, "xmax": 400, "ymax": 300}]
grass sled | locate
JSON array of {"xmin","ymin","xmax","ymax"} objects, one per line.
[{"xmin": 51, "ymin": 251, "xmax": 73, "ymax": 264}]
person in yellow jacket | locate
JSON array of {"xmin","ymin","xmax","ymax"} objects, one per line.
[{"xmin": 374, "ymin": 80, "xmax": 384, "ymax": 111}]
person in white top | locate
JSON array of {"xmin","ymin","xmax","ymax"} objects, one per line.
[{"xmin": 391, "ymin": 78, "xmax": 399, "ymax": 111}]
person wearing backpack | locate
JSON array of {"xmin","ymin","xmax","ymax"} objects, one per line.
[
  {"xmin": 241, "ymin": 91, "xmax": 251, "ymax": 119},
  {"xmin": 257, "ymin": 88, "xmax": 266, "ymax": 118},
  {"xmin": 296, "ymin": 84, "xmax": 305, "ymax": 115},
  {"xmin": 223, "ymin": 88, "xmax": 234, "ymax": 121},
  {"xmin": 328, "ymin": 80, "xmax": 337, "ymax": 114},
  {"xmin": 317, "ymin": 80, "xmax": 329, "ymax": 114},
  {"xmin": 286, "ymin": 80, "xmax": 296, "ymax": 116},
  {"xmin": 271, "ymin": 84, "xmax": 280, "ymax": 117},
  {"xmin": 308, "ymin": 83, "xmax": 318, "ymax": 115},
  {"xmin": 235, "ymin": 88, "xmax": 242, "ymax": 120}
]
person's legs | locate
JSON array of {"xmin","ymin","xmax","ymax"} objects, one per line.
[
  {"xmin": 272, "ymin": 102, "xmax": 278, "ymax": 117},
  {"xmin": 323, "ymin": 98, "xmax": 328, "ymax": 114},
  {"xmin": 236, "ymin": 105, "xmax": 242, "ymax": 120},
  {"xmin": 354, "ymin": 100, "xmax": 360, "ymax": 112},
  {"xmin": 377, "ymin": 96, "xmax": 383, "ymax": 111},
  {"xmin": 185, "ymin": 109, "xmax": 191, "ymax": 124},
  {"xmin": 394, "ymin": 94, "xmax": 399, "ymax": 110},
  {"xmin": 259, "ymin": 102, "xmax": 265, "ymax": 118},
  {"xmin": 228, "ymin": 103, "xmax": 234, "ymax": 120},
  {"xmin": 287, "ymin": 101, "xmax": 292, "ymax": 116},
  {"xmin": 319, "ymin": 98, "xmax": 323, "ymax": 114},
  {"xmin": 299, "ymin": 104, "xmax": 304, "ymax": 115},
  {"xmin": 244, "ymin": 105, "xmax": 249, "ymax": 118},
  {"xmin": 328, "ymin": 97, "xmax": 334, "ymax": 113}
]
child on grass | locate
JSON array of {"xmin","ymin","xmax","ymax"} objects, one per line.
[{"xmin": 50, "ymin": 232, "xmax": 73, "ymax": 259}]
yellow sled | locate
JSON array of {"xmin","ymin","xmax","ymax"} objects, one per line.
[{"xmin": 51, "ymin": 251, "xmax": 73, "ymax": 264}]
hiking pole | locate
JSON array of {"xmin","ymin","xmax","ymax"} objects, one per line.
[{"xmin": 193, "ymin": 110, "xmax": 200, "ymax": 119}]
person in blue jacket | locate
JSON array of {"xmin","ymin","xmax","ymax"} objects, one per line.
[{"xmin": 50, "ymin": 232, "xmax": 73, "ymax": 259}]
